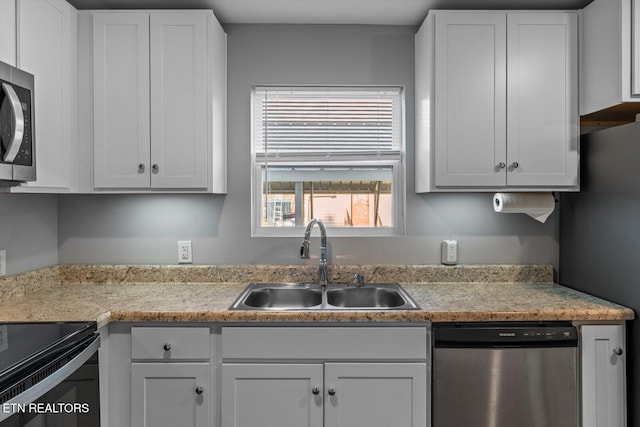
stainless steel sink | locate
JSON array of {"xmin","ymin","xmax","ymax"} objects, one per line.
[
  {"xmin": 240, "ymin": 285, "xmax": 322, "ymax": 309},
  {"xmin": 326, "ymin": 285, "xmax": 408, "ymax": 308},
  {"xmin": 229, "ymin": 282, "xmax": 420, "ymax": 311}
]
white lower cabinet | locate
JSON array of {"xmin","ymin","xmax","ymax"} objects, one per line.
[
  {"xmin": 131, "ymin": 363, "xmax": 210, "ymax": 427},
  {"xmin": 581, "ymin": 324, "xmax": 626, "ymax": 427},
  {"xmin": 222, "ymin": 364, "xmax": 323, "ymax": 427},
  {"xmin": 222, "ymin": 362, "xmax": 426, "ymax": 427},
  {"xmin": 325, "ymin": 363, "xmax": 427, "ymax": 427},
  {"xmin": 127, "ymin": 326, "xmax": 212, "ymax": 427},
  {"xmin": 220, "ymin": 326, "xmax": 429, "ymax": 427},
  {"xmin": 104, "ymin": 322, "xmax": 628, "ymax": 427}
]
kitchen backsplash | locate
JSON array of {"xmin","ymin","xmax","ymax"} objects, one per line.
[{"xmin": 0, "ymin": 264, "xmax": 554, "ymax": 303}]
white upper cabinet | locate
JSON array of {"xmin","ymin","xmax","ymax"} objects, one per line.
[
  {"xmin": 150, "ymin": 13, "xmax": 209, "ymax": 189},
  {"xmin": 431, "ymin": 12, "xmax": 507, "ymax": 188},
  {"xmin": 92, "ymin": 12, "xmax": 151, "ymax": 189},
  {"xmin": 415, "ymin": 10, "xmax": 579, "ymax": 192},
  {"xmin": 580, "ymin": 0, "xmax": 640, "ymax": 116},
  {"xmin": 1, "ymin": 0, "xmax": 78, "ymax": 193},
  {"xmin": 0, "ymin": 0, "xmax": 17, "ymax": 66},
  {"xmin": 506, "ymin": 13, "xmax": 578, "ymax": 188},
  {"xmin": 80, "ymin": 10, "xmax": 227, "ymax": 193}
]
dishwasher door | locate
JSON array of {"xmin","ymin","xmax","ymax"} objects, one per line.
[{"xmin": 433, "ymin": 323, "xmax": 578, "ymax": 427}]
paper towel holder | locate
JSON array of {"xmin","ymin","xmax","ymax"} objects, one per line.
[
  {"xmin": 492, "ymin": 192, "xmax": 558, "ymax": 223},
  {"xmin": 493, "ymin": 192, "xmax": 559, "ymax": 205}
]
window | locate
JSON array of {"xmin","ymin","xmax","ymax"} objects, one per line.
[{"xmin": 251, "ymin": 86, "xmax": 405, "ymax": 236}]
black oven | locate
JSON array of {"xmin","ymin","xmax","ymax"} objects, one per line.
[{"xmin": 0, "ymin": 322, "xmax": 100, "ymax": 427}]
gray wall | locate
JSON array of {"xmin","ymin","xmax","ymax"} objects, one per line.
[
  {"xmin": 559, "ymin": 122, "xmax": 640, "ymax": 425},
  {"xmin": 0, "ymin": 194, "xmax": 58, "ymax": 275},
  {"xmin": 57, "ymin": 24, "xmax": 559, "ymax": 267}
]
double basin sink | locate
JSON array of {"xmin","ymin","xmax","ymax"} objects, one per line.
[{"xmin": 230, "ymin": 282, "xmax": 420, "ymax": 311}]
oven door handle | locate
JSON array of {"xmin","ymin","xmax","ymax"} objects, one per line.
[
  {"xmin": 0, "ymin": 334, "xmax": 100, "ymax": 423},
  {"xmin": 1, "ymin": 82, "xmax": 24, "ymax": 163}
]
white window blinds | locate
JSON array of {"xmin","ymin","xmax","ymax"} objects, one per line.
[{"xmin": 253, "ymin": 87, "xmax": 403, "ymax": 157}]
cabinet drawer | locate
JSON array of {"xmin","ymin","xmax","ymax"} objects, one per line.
[
  {"xmin": 131, "ymin": 327, "xmax": 210, "ymax": 360},
  {"xmin": 221, "ymin": 327, "xmax": 428, "ymax": 361}
]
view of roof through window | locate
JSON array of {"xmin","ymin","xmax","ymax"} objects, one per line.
[{"xmin": 252, "ymin": 87, "xmax": 404, "ymax": 235}]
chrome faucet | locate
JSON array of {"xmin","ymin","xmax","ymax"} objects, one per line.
[{"xmin": 300, "ymin": 218, "xmax": 328, "ymax": 287}]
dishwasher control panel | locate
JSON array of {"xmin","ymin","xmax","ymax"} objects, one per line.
[{"xmin": 433, "ymin": 322, "xmax": 578, "ymax": 347}]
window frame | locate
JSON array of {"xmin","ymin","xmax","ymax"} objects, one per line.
[{"xmin": 250, "ymin": 85, "xmax": 406, "ymax": 238}]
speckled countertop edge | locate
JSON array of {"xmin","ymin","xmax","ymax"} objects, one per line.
[{"xmin": 0, "ymin": 277, "xmax": 632, "ymax": 328}]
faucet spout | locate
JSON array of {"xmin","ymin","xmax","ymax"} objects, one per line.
[{"xmin": 300, "ymin": 218, "xmax": 328, "ymax": 287}]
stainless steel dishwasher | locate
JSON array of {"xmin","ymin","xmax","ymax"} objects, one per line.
[{"xmin": 433, "ymin": 322, "xmax": 578, "ymax": 427}]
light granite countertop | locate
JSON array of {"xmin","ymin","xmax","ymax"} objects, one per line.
[{"xmin": 0, "ymin": 280, "xmax": 632, "ymax": 328}]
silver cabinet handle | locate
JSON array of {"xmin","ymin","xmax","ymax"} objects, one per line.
[
  {"xmin": 312, "ymin": 386, "xmax": 320, "ymax": 395},
  {"xmin": 195, "ymin": 386, "xmax": 204, "ymax": 395},
  {"xmin": 1, "ymin": 82, "xmax": 25, "ymax": 162},
  {"xmin": 498, "ymin": 162, "xmax": 506, "ymax": 169},
  {"xmin": 163, "ymin": 343, "xmax": 172, "ymax": 351},
  {"xmin": 613, "ymin": 347, "xmax": 623, "ymax": 356},
  {"xmin": 511, "ymin": 162, "xmax": 519, "ymax": 169},
  {"xmin": 152, "ymin": 164, "xmax": 159, "ymax": 174},
  {"xmin": 138, "ymin": 164, "xmax": 146, "ymax": 173},
  {"xmin": 327, "ymin": 387, "xmax": 336, "ymax": 396}
]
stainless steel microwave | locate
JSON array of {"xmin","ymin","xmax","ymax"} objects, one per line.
[{"xmin": 0, "ymin": 61, "xmax": 35, "ymax": 183}]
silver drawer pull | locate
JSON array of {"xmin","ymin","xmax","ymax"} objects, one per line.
[
  {"xmin": 138, "ymin": 164, "xmax": 145, "ymax": 173},
  {"xmin": 327, "ymin": 387, "xmax": 336, "ymax": 396},
  {"xmin": 613, "ymin": 347, "xmax": 623, "ymax": 356},
  {"xmin": 312, "ymin": 386, "xmax": 320, "ymax": 395},
  {"xmin": 163, "ymin": 343, "xmax": 172, "ymax": 351},
  {"xmin": 195, "ymin": 386, "xmax": 204, "ymax": 395}
]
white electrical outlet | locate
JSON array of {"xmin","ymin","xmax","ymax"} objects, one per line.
[
  {"xmin": 0, "ymin": 250, "xmax": 5, "ymax": 276},
  {"xmin": 178, "ymin": 241, "xmax": 193, "ymax": 264},
  {"xmin": 441, "ymin": 240, "xmax": 458, "ymax": 265}
]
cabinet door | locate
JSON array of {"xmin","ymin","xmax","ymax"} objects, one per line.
[
  {"xmin": 131, "ymin": 363, "xmax": 210, "ymax": 427},
  {"xmin": 221, "ymin": 363, "xmax": 323, "ymax": 427},
  {"xmin": 17, "ymin": 0, "xmax": 76, "ymax": 191},
  {"xmin": 324, "ymin": 363, "xmax": 427, "ymax": 427},
  {"xmin": 506, "ymin": 12, "xmax": 578, "ymax": 187},
  {"xmin": 0, "ymin": 0, "xmax": 16, "ymax": 66},
  {"xmin": 93, "ymin": 12, "xmax": 150, "ymax": 189},
  {"xmin": 581, "ymin": 325, "xmax": 626, "ymax": 427},
  {"xmin": 150, "ymin": 13, "xmax": 208, "ymax": 189},
  {"xmin": 632, "ymin": 0, "xmax": 640, "ymax": 97},
  {"xmin": 433, "ymin": 12, "xmax": 507, "ymax": 187}
]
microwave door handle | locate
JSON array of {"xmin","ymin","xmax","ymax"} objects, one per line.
[{"xmin": 1, "ymin": 82, "xmax": 24, "ymax": 162}]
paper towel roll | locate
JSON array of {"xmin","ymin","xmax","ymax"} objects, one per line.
[{"xmin": 493, "ymin": 192, "xmax": 555, "ymax": 223}]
